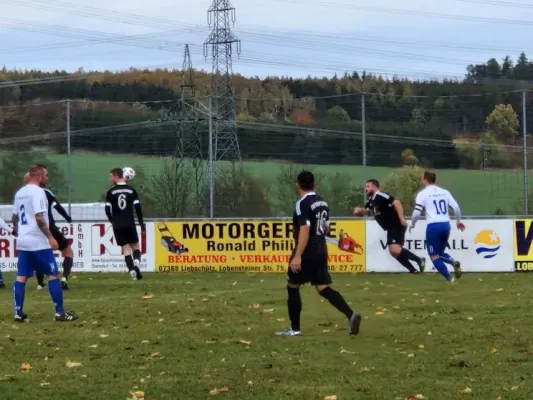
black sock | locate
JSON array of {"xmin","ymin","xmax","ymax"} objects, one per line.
[
  {"xmin": 36, "ymin": 272, "xmax": 45, "ymax": 286},
  {"xmin": 133, "ymin": 249, "xmax": 141, "ymax": 263},
  {"xmin": 396, "ymin": 251, "xmax": 417, "ymax": 273},
  {"xmin": 125, "ymin": 255, "xmax": 134, "ymax": 272},
  {"xmin": 401, "ymin": 248, "xmax": 421, "ymax": 264},
  {"xmin": 287, "ymin": 286, "xmax": 302, "ymax": 331},
  {"xmin": 319, "ymin": 287, "xmax": 354, "ymax": 319},
  {"xmin": 63, "ymin": 257, "xmax": 73, "ymax": 279}
]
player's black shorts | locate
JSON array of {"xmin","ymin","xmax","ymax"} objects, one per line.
[
  {"xmin": 287, "ymin": 249, "xmax": 331, "ymax": 286},
  {"xmin": 113, "ymin": 225, "xmax": 139, "ymax": 247},
  {"xmin": 386, "ymin": 226, "xmax": 406, "ymax": 246},
  {"xmin": 50, "ymin": 224, "xmax": 69, "ymax": 251}
]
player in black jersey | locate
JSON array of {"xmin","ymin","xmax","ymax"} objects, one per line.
[
  {"xmin": 354, "ymin": 179, "xmax": 425, "ymax": 273},
  {"xmin": 276, "ymin": 171, "xmax": 361, "ymax": 337},
  {"xmin": 24, "ymin": 169, "xmax": 74, "ymax": 290},
  {"xmin": 105, "ymin": 168, "xmax": 145, "ymax": 281}
]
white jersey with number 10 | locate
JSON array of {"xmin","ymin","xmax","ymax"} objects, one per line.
[
  {"xmin": 414, "ymin": 185, "xmax": 460, "ymax": 225},
  {"xmin": 12, "ymin": 184, "xmax": 50, "ymax": 251}
]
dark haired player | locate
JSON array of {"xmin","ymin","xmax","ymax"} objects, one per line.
[
  {"xmin": 24, "ymin": 170, "xmax": 74, "ymax": 290},
  {"xmin": 105, "ymin": 168, "xmax": 145, "ymax": 281},
  {"xmin": 276, "ymin": 170, "xmax": 361, "ymax": 337},
  {"xmin": 354, "ymin": 179, "xmax": 425, "ymax": 274}
]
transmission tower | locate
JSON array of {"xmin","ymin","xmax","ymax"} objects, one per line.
[
  {"xmin": 203, "ymin": 0, "xmax": 241, "ymax": 161},
  {"xmin": 170, "ymin": 44, "xmax": 207, "ymax": 161}
]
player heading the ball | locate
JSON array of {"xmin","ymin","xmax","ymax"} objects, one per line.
[{"xmin": 105, "ymin": 168, "xmax": 145, "ymax": 281}]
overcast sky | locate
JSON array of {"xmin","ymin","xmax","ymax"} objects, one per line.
[{"xmin": 0, "ymin": 0, "xmax": 531, "ymax": 80}]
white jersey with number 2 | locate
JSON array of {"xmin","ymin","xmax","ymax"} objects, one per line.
[
  {"xmin": 414, "ymin": 185, "xmax": 460, "ymax": 225},
  {"xmin": 12, "ymin": 184, "xmax": 50, "ymax": 251}
]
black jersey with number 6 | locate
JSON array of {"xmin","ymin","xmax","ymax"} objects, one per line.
[
  {"xmin": 105, "ymin": 183, "xmax": 140, "ymax": 228},
  {"xmin": 292, "ymin": 192, "xmax": 330, "ymax": 257}
]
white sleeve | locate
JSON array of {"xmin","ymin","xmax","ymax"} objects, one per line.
[
  {"xmin": 32, "ymin": 189, "xmax": 48, "ymax": 215},
  {"xmin": 446, "ymin": 191, "xmax": 462, "ymax": 221},
  {"xmin": 414, "ymin": 191, "xmax": 425, "ymax": 213}
]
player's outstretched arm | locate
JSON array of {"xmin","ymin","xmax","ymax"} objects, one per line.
[
  {"xmin": 410, "ymin": 192, "xmax": 424, "ymax": 230},
  {"xmin": 52, "ymin": 199, "xmax": 72, "ymax": 223},
  {"xmin": 447, "ymin": 193, "xmax": 465, "ymax": 230}
]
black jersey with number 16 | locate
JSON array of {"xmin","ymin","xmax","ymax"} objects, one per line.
[
  {"xmin": 105, "ymin": 183, "xmax": 140, "ymax": 228},
  {"xmin": 292, "ymin": 192, "xmax": 330, "ymax": 256}
]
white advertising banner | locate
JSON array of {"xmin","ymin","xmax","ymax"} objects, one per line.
[
  {"xmin": 0, "ymin": 222, "xmax": 155, "ymax": 273},
  {"xmin": 365, "ymin": 219, "xmax": 513, "ymax": 273}
]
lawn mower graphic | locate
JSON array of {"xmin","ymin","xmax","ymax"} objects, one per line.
[
  {"xmin": 326, "ymin": 229, "xmax": 363, "ymax": 254},
  {"xmin": 158, "ymin": 223, "xmax": 189, "ymax": 255}
]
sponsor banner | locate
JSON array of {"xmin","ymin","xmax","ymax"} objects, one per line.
[
  {"xmin": 366, "ymin": 219, "xmax": 513, "ymax": 273},
  {"xmin": 0, "ymin": 222, "xmax": 155, "ymax": 273},
  {"xmin": 513, "ymin": 219, "xmax": 533, "ymax": 272},
  {"xmin": 154, "ymin": 220, "xmax": 366, "ymax": 273}
]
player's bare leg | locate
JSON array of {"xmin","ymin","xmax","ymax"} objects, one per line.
[
  {"xmin": 130, "ymin": 242, "xmax": 143, "ymax": 280},
  {"xmin": 122, "ymin": 245, "xmax": 137, "ymax": 281},
  {"xmin": 61, "ymin": 247, "xmax": 74, "ymax": 290},
  {"xmin": 316, "ymin": 284, "xmax": 361, "ymax": 335}
]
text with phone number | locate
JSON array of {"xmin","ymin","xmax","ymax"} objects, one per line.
[{"xmin": 157, "ymin": 264, "xmax": 364, "ymax": 273}]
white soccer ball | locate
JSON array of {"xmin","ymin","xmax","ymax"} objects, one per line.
[{"xmin": 123, "ymin": 167, "xmax": 135, "ymax": 181}]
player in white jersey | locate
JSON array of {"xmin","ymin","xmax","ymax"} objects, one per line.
[
  {"xmin": 409, "ymin": 170, "xmax": 465, "ymax": 282},
  {"xmin": 11, "ymin": 164, "xmax": 78, "ymax": 322}
]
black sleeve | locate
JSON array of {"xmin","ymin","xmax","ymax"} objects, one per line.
[
  {"xmin": 378, "ymin": 192, "xmax": 395, "ymax": 207},
  {"xmin": 295, "ymin": 198, "xmax": 312, "ymax": 227},
  {"xmin": 132, "ymin": 189, "xmax": 144, "ymax": 225},
  {"xmin": 104, "ymin": 190, "xmax": 113, "ymax": 223},
  {"xmin": 51, "ymin": 197, "xmax": 72, "ymax": 223}
]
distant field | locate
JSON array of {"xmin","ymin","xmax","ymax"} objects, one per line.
[{"xmin": 45, "ymin": 152, "xmax": 531, "ymax": 215}]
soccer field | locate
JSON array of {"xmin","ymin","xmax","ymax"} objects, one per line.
[
  {"xmin": 46, "ymin": 152, "xmax": 529, "ymax": 215},
  {"xmin": 1, "ymin": 273, "xmax": 532, "ymax": 400}
]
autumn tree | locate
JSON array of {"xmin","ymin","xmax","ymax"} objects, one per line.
[{"xmin": 485, "ymin": 104, "xmax": 519, "ymax": 141}]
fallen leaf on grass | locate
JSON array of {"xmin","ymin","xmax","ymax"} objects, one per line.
[
  {"xmin": 467, "ymin": 317, "xmax": 474, "ymax": 321},
  {"xmin": 511, "ymin": 385, "xmax": 519, "ymax": 390},
  {"xmin": 150, "ymin": 352, "xmax": 161, "ymax": 358},
  {"xmin": 66, "ymin": 360, "xmax": 82, "ymax": 368},
  {"xmin": 496, "ymin": 288, "xmax": 504, "ymax": 292},
  {"xmin": 141, "ymin": 294, "xmax": 153, "ymax": 300},
  {"xmin": 262, "ymin": 309, "xmax": 275, "ymax": 313},
  {"xmin": 89, "ymin": 344, "xmax": 98, "ymax": 348},
  {"xmin": 324, "ymin": 396, "xmax": 338, "ymax": 400},
  {"xmin": 418, "ymin": 345, "xmax": 425, "ymax": 349},
  {"xmin": 340, "ymin": 347, "xmax": 354, "ymax": 354},
  {"xmin": 201, "ymin": 298, "xmax": 210, "ymax": 302},
  {"xmin": 239, "ymin": 340, "xmax": 251, "ymax": 346},
  {"xmin": 490, "ymin": 347, "xmax": 498, "ymax": 354},
  {"xmin": 20, "ymin": 363, "xmax": 32, "ymax": 372},
  {"xmin": 407, "ymin": 353, "xmax": 415, "ymax": 358},
  {"xmin": 209, "ymin": 386, "xmax": 229, "ymax": 395},
  {"xmin": 427, "ymin": 331, "xmax": 432, "ymax": 335},
  {"xmin": 461, "ymin": 387, "xmax": 472, "ymax": 393},
  {"xmin": 40, "ymin": 382, "xmax": 50, "ymax": 387},
  {"xmin": 276, "ymin": 318, "xmax": 285, "ymax": 322},
  {"xmin": 141, "ymin": 340, "xmax": 150, "ymax": 344},
  {"xmin": 375, "ymin": 311, "xmax": 384, "ymax": 316},
  {"xmin": 127, "ymin": 391, "xmax": 146, "ymax": 400},
  {"xmin": 247, "ymin": 381, "xmax": 253, "ymax": 385},
  {"xmin": 419, "ymin": 297, "xmax": 427, "ymax": 304},
  {"xmin": 100, "ymin": 334, "xmax": 109, "ymax": 338}
]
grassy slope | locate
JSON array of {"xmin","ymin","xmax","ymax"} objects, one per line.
[
  {"xmin": 47, "ymin": 152, "xmax": 529, "ymax": 215},
  {"xmin": 0, "ymin": 272, "xmax": 532, "ymax": 400}
]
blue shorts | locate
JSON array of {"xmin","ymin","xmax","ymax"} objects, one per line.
[
  {"xmin": 425, "ymin": 222, "xmax": 451, "ymax": 257},
  {"xmin": 17, "ymin": 249, "xmax": 59, "ymax": 277}
]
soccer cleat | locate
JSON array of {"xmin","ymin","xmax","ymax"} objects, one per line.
[
  {"xmin": 134, "ymin": 266, "xmax": 143, "ymax": 280},
  {"xmin": 61, "ymin": 277, "xmax": 69, "ymax": 290},
  {"xmin": 418, "ymin": 258, "xmax": 426, "ymax": 273},
  {"xmin": 453, "ymin": 261, "xmax": 462, "ymax": 279},
  {"xmin": 349, "ymin": 313, "xmax": 362, "ymax": 335},
  {"xmin": 37, "ymin": 284, "xmax": 46, "ymax": 290},
  {"xmin": 449, "ymin": 277, "xmax": 456, "ymax": 284},
  {"xmin": 54, "ymin": 311, "xmax": 79, "ymax": 322},
  {"xmin": 14, "ymin": 313, "xmax": 29, "ymax": 322},
  {"xmin": 129, "ymin": 270, "xmax": 138, "ymax": 281},
  {"xmin": 275, "ymin": 328, "xmax": 301, "ymax": 337}
]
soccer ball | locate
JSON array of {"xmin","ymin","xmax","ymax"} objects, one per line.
[{"xmin": 123, "ymin": 167, "xmax": 135, "ymax": 181}]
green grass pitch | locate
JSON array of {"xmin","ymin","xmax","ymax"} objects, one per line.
[
  {"xmin": 1, "ymin": 272, "xmax": 532, "ymax": 399},
  {"xmin": 47, "ymin": 152, "xmax": 530, "ymax": 215}
]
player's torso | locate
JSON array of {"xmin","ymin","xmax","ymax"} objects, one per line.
[
  {"xmin": 421, "ymin": 186, "xmax": 451, "ymax": 224},
  {"xmin": 108, "ymin": 185, "xmax": 136, "ymax": 227},
  {"xmin": 14, "ymin": 185, "xmax": 50, "ymax": 250},
  {"xmin": 293, "ymin": 194, "xmax": 328, "ymax": 254},
  {"xmin": 367, "ymin": 193, "xmax": 400, "ymax": 230}
]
